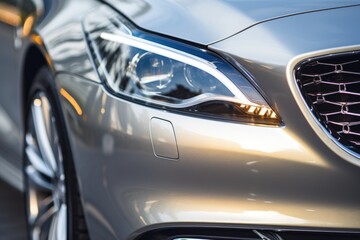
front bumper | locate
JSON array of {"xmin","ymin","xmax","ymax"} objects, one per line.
[{"xmin": 56, "ymin": 73, "xmax": 360, "ymax": 239}]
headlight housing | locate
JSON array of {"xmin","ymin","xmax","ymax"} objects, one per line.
[{"xmin": 83, "ymin": 6, "xmax": 280, "ymax": 125}]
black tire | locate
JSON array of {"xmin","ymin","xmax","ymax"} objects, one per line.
[{"xmin": 23, "ymin": 67, "xmax": 90, "ymax": 240}]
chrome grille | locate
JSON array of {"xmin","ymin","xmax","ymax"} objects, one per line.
[{"xmin": 295, "ymin": 51, "xmax": 360, "ymax": 155}]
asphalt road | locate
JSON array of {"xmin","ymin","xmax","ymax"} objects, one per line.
[{"xmin": 0, "ymin": 179, "xmax": 27, "ymax": 239}]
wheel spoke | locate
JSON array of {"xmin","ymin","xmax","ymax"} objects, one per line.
[
  {"xmin": 57, "ymin": 204, "xmax": 67, "ymax": 240},
  {"xmin": 48, "ymin": 211, "xmax": 59, "ymax": 240},
  {"xmin": 26, "ymin": 145, "xmax": 54, "ymax": 178},
  {"xmin": 32, "ymin": 99, "xmax": 57, "ymax": 174},
  {"xmin": 47, "ymin": 203, "xmax": 67, "ymax": 240},
  {"xmin": 29, "ymin": 196, "xmax": 54, "ymax": 224},
  {"xmin": 25, "ymin": 165, "xmax": 54, "ymax": 191},
  {"xmin": 32, "ymin": 198, "xmax": 56, "ymax": 237}
]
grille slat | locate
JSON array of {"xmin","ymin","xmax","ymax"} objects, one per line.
[{"xmin": 295, "ymin": 51, "xmax": 360, "ymax": 155}]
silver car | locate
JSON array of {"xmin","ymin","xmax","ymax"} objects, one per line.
[{"xmin": 0, "ymin": 0, "xmax": 359, "ymax": 239}]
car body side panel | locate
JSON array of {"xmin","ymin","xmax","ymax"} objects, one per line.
[
  {"xmin": 105, "ymin": 0, "xmax": 360, "ymax": 44},
  {"xmin": 35, "ymin": 0, "xmax": 99, "ymax": 82},
  {"xmin": 55, "ymin": 72, "xmax": 360, "ymax": 240},
  {"xmin": 0, "ymin": 0, "xmax": 102, "ymax": 189}
]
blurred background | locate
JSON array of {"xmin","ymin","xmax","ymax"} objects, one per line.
[{"xmin": 0, "ymin": 178, "xmax": 27, "ymax": 239}]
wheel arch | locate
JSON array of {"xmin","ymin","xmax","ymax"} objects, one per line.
[{"xmin": 21, "ymin": 35, "xmax": 54, "ymax": 127}]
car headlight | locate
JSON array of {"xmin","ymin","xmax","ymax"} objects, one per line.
[{"xmin": 83, "ymin": 7, "xmax": 280, "ymax": 125}]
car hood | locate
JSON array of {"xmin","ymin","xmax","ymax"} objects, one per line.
[{"xmin": 104, "ymin": 0, "xmax": 360, "ymax": 45}]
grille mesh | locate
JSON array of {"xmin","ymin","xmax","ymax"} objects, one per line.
[{"xmin": 295, "ymin": 51, "xmax": 360, "ymax": 155}]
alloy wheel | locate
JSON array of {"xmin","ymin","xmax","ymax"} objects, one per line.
[{"xmin": 25, "ymin": 92, "xmax": 67, "ymax": 240}]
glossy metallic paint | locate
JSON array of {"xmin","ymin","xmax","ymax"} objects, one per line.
[
  {"xmin": 0, "ymin": 0, "xmax": 359, "ymax": 239},
  {"xmin": 105, "ymin": 0, "xmax": 360, "ymax": 44},
  {"xmin": 56, "ymin": 72, "xmax": 359, "ymax": 239}
]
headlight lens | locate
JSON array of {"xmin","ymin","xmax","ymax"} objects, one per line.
[{"xmin": 83, "ymin": 7, "xmax": 280, "ymax": 125}]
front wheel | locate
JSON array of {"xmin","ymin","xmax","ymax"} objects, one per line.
[{"xmin": 24, "ymin": 67, "xmax": 89, "ymax": 240}]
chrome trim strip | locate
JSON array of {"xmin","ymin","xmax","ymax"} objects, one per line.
[{"xmin": 286, "ymin": 45, "xmax": 360, "ymax": 167}]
